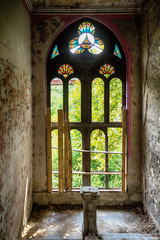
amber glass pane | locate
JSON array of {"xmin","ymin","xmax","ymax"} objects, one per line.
[
  {"xmin": 92, "ymin": 78, "xmax": 104, "ymax": 122},
  {"xmin": 51, "ymin": 129, "xmax": 58, "ymax": 188},
  {"xmin": 50, "ymin": 78, "xmax": 63, "ymax": 122},
  {"xmin": 110, "ymin": 78, "xmax": 122, "ymax": 122},
  {"xmin": 90, "ymin": 129, "xmax": 105, "ymax": 172},
  {"xmin": 69, "ymin": 78, "xmax": 81, "ymax": 122}
]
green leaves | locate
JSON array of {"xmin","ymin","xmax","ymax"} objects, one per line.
[
  {"xmin": 51, "ymin": 77, "xmax": 123, "ymax": 188},
  {"xmin": 92, "ymin": 78, "xmax": 104, "ymax": 122}
]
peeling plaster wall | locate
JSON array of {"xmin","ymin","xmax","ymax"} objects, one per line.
[
  {"xmin": 0, "ymin": 1, "xmax": 32, "ymax": 239},
  {"xmin": 32, "ymin": 15, "xmax": 142, "ymax": 205},
  {"xmin": 141, "ymin": 3, "xmax": 160, "ymax": 231}
]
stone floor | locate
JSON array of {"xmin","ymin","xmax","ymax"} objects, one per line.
[{"xmin": 21, "ymin": 205, "xmax": 160, "ymax": 240}]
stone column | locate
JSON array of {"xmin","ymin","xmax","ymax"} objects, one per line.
[{"xmin": 80, "ymin": 186, "xmax": 102, "ymax": 240}]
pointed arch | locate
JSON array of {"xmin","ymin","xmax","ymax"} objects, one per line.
[{"xmin": 46, "ymin": 16, "xmax": 131, "ymax": 190}]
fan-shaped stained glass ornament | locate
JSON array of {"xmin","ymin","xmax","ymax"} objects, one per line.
[
  {"xmin": 58, "ymin": 64, "xmax": 74, "ymax": 78},
  {"xmin": 113, "ymin": 44, "xmax": 122, "ymax": 59},
  {"xmin": 69, "ymin": 22, "xmax": 104, "ymax": 55},
  {"xmin": 78, "ymin": 22, "xmax": 95, "ymax": 35},
  {"xmin": 51, "ymin": 45, "xmax": 59, "ymax": 59},
  {"xmin": 99, "ymin": 64, "xmax": 115, "ymax": 78}
]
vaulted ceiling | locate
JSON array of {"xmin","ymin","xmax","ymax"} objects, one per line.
[{"xmin": 25, "ymin": 0, "xmax": 147, "ymax": 13}]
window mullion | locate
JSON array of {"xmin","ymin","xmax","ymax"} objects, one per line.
[
  {"xmin": 82, "ymin": 128, "xmax": 90, "ymax": 186},
  {"xmin": 104, "ymin": 80, "xmax": 109, "ymax": 123},
  {"xmin": 105, "ymin": 128, "xmax": 109, "ymax": 188},
  {"xmin": 63, "ymin": 80, "xmax": 68, "ymax": 120}
]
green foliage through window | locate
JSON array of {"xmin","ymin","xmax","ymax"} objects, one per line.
[
  {"xmin": 110, "ymin": 78, "xmax": 122, "ymax": 122},
  {"xmin": 92, "ymin": 78, "xmax": 104, "ymax": 122},
  {"xmin": 50, "ymin": 79, "xmax": 63, "ymax": 122},
  {"xmin": 51, "ymin": 77, "xmax": 123, "ymax": 189},
  {"xmin": 69, "ymin": 79, "xmax": 81, "ymax": 122}
]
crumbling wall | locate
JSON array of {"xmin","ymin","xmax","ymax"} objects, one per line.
[
  {"xmin": 32, "ymin": 14, "xmax": 142, "ymax": 205},
  {"xmin": 31, "ymin": 0, "xmax": 140, "ymax": 9},
  {"xmin": 141, "ymin": 2, "xmax": 160, "ymax": 231},
  {"xmin": 0, "ymin": 1, "xmax": 32, "ymax": 239}
]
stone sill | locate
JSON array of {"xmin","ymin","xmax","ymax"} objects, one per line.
[{"xmin": 33, "ymin": 191, "xmax": 142, "ymax": 206}]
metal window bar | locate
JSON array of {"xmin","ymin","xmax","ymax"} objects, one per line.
[
  {"xmin": 51, "ymin": 146, "xmax": 122, "ymax": 155},
  {"xmin": 52, "ymin": 171, "xmax": 121, "ymax": 175}
]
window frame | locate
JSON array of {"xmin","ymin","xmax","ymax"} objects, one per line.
[{"xmin": 47, "ymin": 17, "xmax": 127, "ymax": 191}]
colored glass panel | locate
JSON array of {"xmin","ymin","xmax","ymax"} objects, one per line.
[
  {"xmin": 69, "ymin": 22, "xmax": 104, "ymax": 55},
  {"xmin": 88, "ymin": 38, "xmax": 104, "ymax": 54},
  {"xmin": 78, "ymin": 22, "xmax": 95, "ymax": 35},
  {"xmin": 99, "ymin": 64, "xmax": 115, "ymax": 78},
  {"xmin": 58, "ymin": 64, "xmax": 74, "ymax": 78},
  {"xmin": 113, "ymin": 44, "xmax": 122, "ymax": 59},
  {"xmin": 51, "ymin": 45, "xmax": 59, "ymax": 59}
]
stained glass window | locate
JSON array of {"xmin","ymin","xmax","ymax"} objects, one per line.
[
  {"xmin": 48, "ymin": 17, "xmax": 127, "ymax": 191},
  {"xmin": 51, "ymin": 45, "xmax": 59, "ymax": 59},
  {"xmin": 58, "ymin": 64, "xmax": 74, "ymax": 78},
  {"xmin": 69, "ymin": 22, "xmax": 104, "ymax": 55},
  {"xmin": 99, "ymin": 64, "xmax": 115, "ymax": 78},
  {"xmin": 113, "ymin": 44, "xmax": 122, "ymax": 59}
]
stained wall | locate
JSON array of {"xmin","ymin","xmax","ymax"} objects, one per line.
[
  {"xmin": 32, "ymin": 14, "xmax": 142, "ymax": 205},
  {"xmin": 141, "ymin": 2, "xmax": 160, "ymax": 231},
  {"xmin": 0, "ymin": 1, "xmax": 32, "ymax": 239}
]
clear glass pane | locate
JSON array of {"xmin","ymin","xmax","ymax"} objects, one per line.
[
  {"xmin": 110, "ymin": 78, "xmax": 122, "ymax": 122},
  {"xmin": 90, "ymin": 129, "xmax": 105, "ymax": 172},
  {"xmin": 70, "ymin": 129, "xmax": 82, "ymax": 179},
  {"xmin": 72, "ymin": 174, "xmax": 82, "ymax": 188},
  {"xmin": 51, "ymin": 129, "xmax": 58, "ymax": 188},
  {"xmin": 108, "ymin": 154, "xmax": 122, "ymax": 171},
  {"xmin": 108, "ymin": 175, "xmax": 122, "ymax": 188},
  {"xmin": 52, "ymin": 174, "xmax": 58, "ymax": 188},
  {"xmin": 108, "ymin": 128, "xmax": 122, "ymax": 181},
  {"xmin": 108, "ymin": 128, "xmax": 122, "ymax": 152},
  {"xmin": 92, "ymin": 78, "xmax": 104, "ymax": 122},
  {"xmin": 69, "ymin": 78, "xmax": 81, "ymax": 122},
  {"xmin": 50, "ymin": 78, "xmax": 63, "ymax": 122},
  {"xmin": 91, "ymin": 175, "xmax": 105, "ymax": 188}
]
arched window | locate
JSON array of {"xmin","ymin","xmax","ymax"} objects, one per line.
[
  {"xmin": 69, "ymin": 78, "xmax": 81, "ymax": 122},
  {"xmin": 92, "ymin": 78, "xmax": 104, "ymax": 122},
  {"xmin": 110, "ymin": 78, "xmax": 122, "ymax": 122},
  {"xmin": 47, "ymin": 17, "xmax": 126, "ymax": 190},
  {"xmin": 50, "ymin": 78, "xmax": 63, "ymax": 122}
]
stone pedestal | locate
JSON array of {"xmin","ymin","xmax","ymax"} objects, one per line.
[{"xmin": 80, "ymin": 186, "xmax": 102, "ymax": 240}]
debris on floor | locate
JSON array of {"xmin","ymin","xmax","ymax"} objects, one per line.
[{"xmin": 21, "ymin": 205, "xmax": 159, "ymax": 240}]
